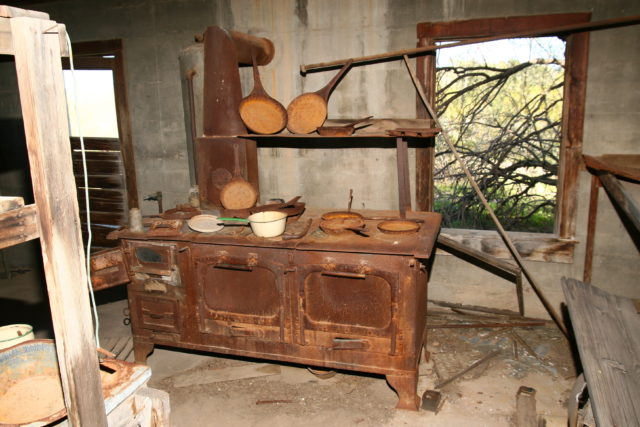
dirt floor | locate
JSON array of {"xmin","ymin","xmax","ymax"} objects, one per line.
[
  {"xmin": 0, "ymin": 270, "xmax": 577, "ymax": 426},
  {"xmin": 95, "ymin": 299, "xmax": 575, "ymax": 426}
]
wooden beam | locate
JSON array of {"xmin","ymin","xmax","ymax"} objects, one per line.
[
  {"xmin": 583, "ymin": 174, "xmax": 600, "ymax": 283},
  {"xmin": 10, "ymin": 16, "xmax": 107, "ymax": 426},
  {"xmin": 598, "ymin": 172, "xmax": 640, "ymax": 234},
  {"xmin": 584, "ymin": 154, "xmax": 640, "ymax": 182},
  {"xmin": 0, "ymin": 203, "xmax": 39, "ymax": 249},
  {"xmin": 0, "ymin": 17, "xmax": 68, "ymax": 57},
  {"xmin": 555, "ymin": 31, "xmax": 589, "ymax": 239},
  {"xmin": 415, "ymin": 36, "xmax": 435, "ymax": 212}
]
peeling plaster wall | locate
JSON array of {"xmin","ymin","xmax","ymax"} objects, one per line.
[{"xmin": 0, "ymin": 0, "xmax": 638, "ymax": 317}]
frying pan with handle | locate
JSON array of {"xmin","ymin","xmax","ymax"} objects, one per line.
[
  {"xmin": 219, "ymin": 144, "xmax": 258, "ymax": 210},
  {"xmin": 239, "ymin": 51, "xmax": 287, "ymax": 135},
  {"xmin": 286, "ymin": 59, "xmax": 354, "ymax": 134}
]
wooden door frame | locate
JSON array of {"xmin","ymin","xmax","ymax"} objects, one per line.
[
  {"xmin": 63, "ymin": 39, "xmax": 138, "ymax": 210},
  {"xmin": 416, "ymin": 12, "xmax": 591, "ymax": 242}
]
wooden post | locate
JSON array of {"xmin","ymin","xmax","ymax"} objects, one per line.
[
  {"xmin": 583, "ymin": 174, "xmax": 600, "ymax": 283},
  {"xmin": 415, "ymin": 36, "xmax": 435, "ymax": 212},
  {"xmin": 10, "ymin": 16, "xmax": 107, "ymax": 426}
]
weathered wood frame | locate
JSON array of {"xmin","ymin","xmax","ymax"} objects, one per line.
[
  {"xmin": 1, "ymin": 7, "xmax": 108, "ymax": 426},
  {"xmin": 416, "ymin": 13, "xmax": 591, "ymax": 262}
]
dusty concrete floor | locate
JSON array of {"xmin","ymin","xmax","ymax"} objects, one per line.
[{"xmin": 0, "ymin": 269, "xmax": 575, "ymax": 426}]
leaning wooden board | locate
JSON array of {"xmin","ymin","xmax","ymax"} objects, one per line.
[{"xmin": 562, "ymin": 278, "xmax": 640, "ymax": 427}]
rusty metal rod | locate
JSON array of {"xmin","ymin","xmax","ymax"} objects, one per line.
[
  {"xmin": 429, "ymin": 299, "xmax": 521, "ymax": 317},
  {"xmin": 435, "ymin": 350, "xmax": 501, "ymax": 389},
  {"xmin": 403, "ymin": 55, "xmax": 569, "ymax": 338},
  {"xmin": 509, "ymin": 331, "xmax": 545, "ymax": 363},
  {"xmin": 185, "ymin": 69, "xmax": 199, "ymax": 181},
  {"xmin": 427, "ymin": 321, "xmax": 546, "ymax": 329},
  {"xmin": 301, "ymin": 14, "xmax": 640, "ymax": 73}
]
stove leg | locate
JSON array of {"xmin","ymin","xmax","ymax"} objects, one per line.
[
  {"xmin": 133, "ymin": 339, "xmax": 154, "ymax": 364},
  {"xmin": 386, "ymin": 372, "xmax": 420, "ymax": 411}
]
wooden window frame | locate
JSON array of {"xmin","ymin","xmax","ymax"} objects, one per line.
[
  {"xmin": 63, "ymin": 39, "xmax": 138, "ymax": 210},
  {"xmin": 416, "ymin": 13, "xmax": 591, "ymax": 263}
]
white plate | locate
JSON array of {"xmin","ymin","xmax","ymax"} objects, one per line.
[{"xmin": 187, "ymin": 214, "xmax": 224, "ymax": 233}]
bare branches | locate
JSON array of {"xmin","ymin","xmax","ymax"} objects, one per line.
[{"xmin": 434, "ymin": 54, "xmax": 564, "ymax": 231}]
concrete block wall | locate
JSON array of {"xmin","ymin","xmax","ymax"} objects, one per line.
[{"xmin": 0, "ymin": 0, "xmax": 637, "ymax": 317}]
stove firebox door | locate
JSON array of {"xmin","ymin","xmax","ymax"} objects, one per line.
[
  {"xmin": 296, "ymin": 255, "xmax": 400, "ymax": 355},
  {"xmin": 194, "ymin": 248, "xmax": 287, "ymax": 342}
]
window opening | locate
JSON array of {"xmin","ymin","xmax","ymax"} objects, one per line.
[
  {"xmin": 434, "ymin": 37, "xmax": 565, "ymax": 233},
  {"xmin": 63, "ymin": 69, "xmax": 119, "ymax": 138}
]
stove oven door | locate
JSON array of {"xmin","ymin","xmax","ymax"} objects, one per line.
[
  {"xmin": 193, "ymin": 246, "xmax": 288, "ymax": 342},
  {"xmin": 294, "ymin": 252, "xmax": 400, "ymax": 355}
]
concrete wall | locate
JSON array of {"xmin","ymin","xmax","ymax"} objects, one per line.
[{"xmin": 1, "ymin": 0, "xmax": 638, "ymax": 316}]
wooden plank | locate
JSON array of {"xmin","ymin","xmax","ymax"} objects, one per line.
[
  {"xmin": 0, "ymin": 203, "xmax": 39, "ymax": 249},
  {"xmin": 598, "ymin": 172, "xmax": 640, "ymax": 234},
  {"xmin": 73, "ymin": 159, "xmax": 122, "ymax": 175},
  {"xmin": 110, "ymin": 39, "xmax": 139, "ymax": 210},
  {"xmin": 71, "ymin": 137, "xmax": 121, "ymax": 151},
  {"xmin": 583, "ymin": 174, "xmax": 600, "ymax": 283},
  {"xmin": 0, "ymin": 196, "xmax": 24, "ymax": 213},
  {"xmin": 0, "ymin": 5, "xmax": 49, "ymax": 19},
  {"xmin": 75, "ymin": 174, "xmax": 125, "ymax": 189},
  {"xmin": 437, "ymin": 234, "xmax": 520, "ymax": 276},
  {"xmin": 562, "ymin": 278, "xmax": 640, "ymax": 427},
  {"xmin": 415, "ymin": 36, "xmax": 435, "ymax": 212},
  {"xmin": 439, "ymin": 229, "xmax": 576, "ymax": 263},
  {"xmin": 173, "ymin": 363, "xmax": 281, "ymax": 388},
  {"xmin": 11, "ymin": 16, "xmax": 107, "ymax": 426},
  {"xmin": 72, "ymin": 150, "xmax": 122, "ymax": 162},
  {"xmin": 77, "ymin": 188, "xmax": 125, "ymax": 202},
  {"xmin": 78, "ymin": 198, "xmax": 124, "ymax": 213},
  {"xmin": 80, "ymin": 210, "xmax": 125, "ymax": 225},
  {"xmin": 417, "ymin": 12, "xmax": 591, "ymax": 39}
]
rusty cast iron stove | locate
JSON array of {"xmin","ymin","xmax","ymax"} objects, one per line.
[{"xmin": 91, "ymin": 27, "xmax": 442, "ymax": 411}]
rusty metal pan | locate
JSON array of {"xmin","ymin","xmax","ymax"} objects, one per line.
[
  {"xmin": 377, "ymin": 220, "xmax": 420, "ymax": 234},
  {"xmin": 317, "ymin": 116, "xmax": 373, "ymax": 136},
  {"xmin": 321, "ymin": 211, "xmax": 363, "ymax": 221}
]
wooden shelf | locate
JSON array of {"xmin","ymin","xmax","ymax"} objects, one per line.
[
  {"xmin": 230, "ymin": 118, "xmax": 440, "ymax": 139},
  {"xmin": 583, "ymin": 154, "xmax": 640, "ymax": 182}
]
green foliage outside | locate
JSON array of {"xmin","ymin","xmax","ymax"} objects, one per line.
[{"xmin": 434, "ymin": 40, "xmax": 565, "ymax": 232}]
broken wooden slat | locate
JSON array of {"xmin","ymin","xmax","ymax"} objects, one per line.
[
  {"xmin": 0, "ymin": 196, "xmax": 24, "ymax": 213},
  {"xmin": 562, "ymin": 278, "xmax": 640, "ymax": 426},
  {"xmin": 0, "ymin": 204, "xmax": 39, "ymax": 250},
  {"xmin": 173, "ymin": 363, "xmax": 281, "ymax": 388}
]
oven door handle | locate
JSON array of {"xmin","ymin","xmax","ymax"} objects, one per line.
[
  {"xmin": 321, "ymin": 270, "xmax": 366, "ymax": 279},
  {"xmin": 331, "ymin": 338, "xmax": 370, "ymax": 350},
  {"xmin": 214, "ymin": 263, "xmax": 253, "ymax": 271}
]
